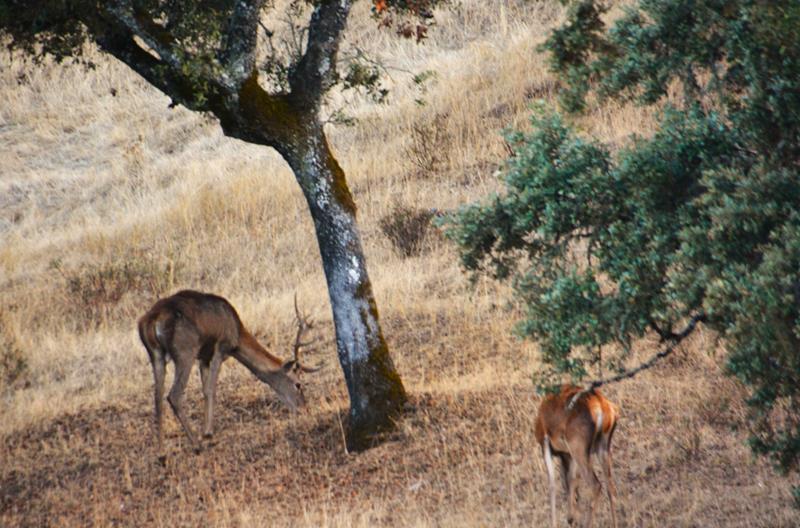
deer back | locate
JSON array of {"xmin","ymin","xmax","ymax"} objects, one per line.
[
  {"xmin": 535, "ymin": 385, "xmax": 618, "ymax": 452},
  {"xmin": 139, "ymin": 290, "xmax": 243, "ymax": 357}
]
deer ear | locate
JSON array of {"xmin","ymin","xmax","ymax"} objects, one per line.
[{"xmin": 281, "ymin": 360, "xmax": 297, "ymax": 373}]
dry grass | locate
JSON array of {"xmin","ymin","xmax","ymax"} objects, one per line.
[{"xmin": 0, "ymin": 1, "xmax": 796, "ymax": 526}]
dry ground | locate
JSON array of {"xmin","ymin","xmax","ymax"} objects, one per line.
[{"xmin": 0, "ymin": 1, "xmax": 797, "ymax": 526}]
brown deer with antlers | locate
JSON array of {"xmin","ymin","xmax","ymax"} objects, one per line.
[
  {"xmin": 138, "ymin": 290, "xmax": 321, "ymax": 458},
  {"xmin": 535, "ymin": 385, "xmax": 619, "ymax": 528}
]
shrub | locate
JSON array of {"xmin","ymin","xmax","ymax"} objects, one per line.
[
  {"xmin": 379, "ymin": 205, "xmax": 436, "ymax": 257},
  {"xmin": 50, "ymin": 255, "xmax": 178, "ymax": 328},
  {"xmin": 0, "ymin": 310, "xmax": 27, "ymax": 390},
  {"xmin": 407, "ymin": 113, "xmax": 451, "ymax": 178}
]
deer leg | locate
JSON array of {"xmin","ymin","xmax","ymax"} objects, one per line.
[
  {"xmin": 543, "ymin": 436, "xmax": 559, "ymax": 528},
  {"xmin": 199, "ymin": 359, "xmax": 209, "ymax": 397},
  {"xmin": 568, "ymin": 437, "xmax": 601, "ymax": 528},
  {"xmin": 166, "ymin": 355, "xmax": 200, "ymax": 452},
  {"xmin": 147, "ymin": 347, "xmax": 167, "ymax": 461},
  {"xmin": 198, "ymin": 340, "xmax": 212, "ymax": 437},
  {"xmin": 200, "ymin": 343, "xmax": 224, "ymax": 438},
  {"xmin": 561, "ymin": 454, "xmax": 579, "ymax": 526},
  {"xmin": 599, "ymin": 436, "xmax": 618, "ymax": 528},
  {"xmin": 198, "ymin": 360, "xmax": 211, "ymax": 436}
]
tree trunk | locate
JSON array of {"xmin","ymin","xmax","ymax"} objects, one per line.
[{"xmin": 283, "ymin": 121, "xmax": 407, "ymax": 451}]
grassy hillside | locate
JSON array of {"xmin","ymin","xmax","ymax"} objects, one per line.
[{"xmin": 0, "ymin": 1, "xmax": 796, "ymax": 526}]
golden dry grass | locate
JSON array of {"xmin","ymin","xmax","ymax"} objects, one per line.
[{"xmin": 0, "ymin": 1, "xmax": 796, "ymax": 526}]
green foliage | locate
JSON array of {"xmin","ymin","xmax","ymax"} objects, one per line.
[
  {"xmin": 0, "ymin": 0, "xmax": 441, "ymax": 107},
  {"xmin": 0, "ymin": 0, "xmax": 237, "ymax": 107},
  {"xmin": 446, "ymin": 0, "xmax": 800, "ymax": 484},
  {"xmin": 541, "ymin": 0, "xmax": 610, "ymax": 111},
  {"xmin": 544, "ymin": 0, "xmax": 800, "ymax": 167},
  {"xmin": 446, "ymin": 106, "xmax": 730, "ymax": 380},
  {"xmin": 0, "ymin": 0, "xmax": 95, "ymax": 63},
  {"xmin": 341, "ymin": 61, "xmax": 389, "ymax": 103}
]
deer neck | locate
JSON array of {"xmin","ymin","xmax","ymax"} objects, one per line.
[{"xmin": 232, "ymin": 330, "xmax": 287, "ymax": 383}]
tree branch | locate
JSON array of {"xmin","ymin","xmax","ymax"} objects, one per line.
[
  {"xmin": 567, "ymin": 313, "xmax": 706, "ymax": 409},
  {"xmin": 219, "ymin": 0, "xmax": 264, "ymax": 91},
  {"xmin": 649, "ymin": 319, "xmax": 678, "ymax": 341},
  {"xmin": 289, "ymin": 0, "xmax": 353, "ymax": 106},
  {"xmin": 105, "ymin": 1, "xmax": 184, "ymax": 73},
  {"xmin": 95, "ymin": 25, "xmax": 211, "ymax": 112}
]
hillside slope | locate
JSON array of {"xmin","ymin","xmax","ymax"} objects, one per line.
[{"xmin": 0, "ymin": 1, "xmax": 795, "ymax": 526}]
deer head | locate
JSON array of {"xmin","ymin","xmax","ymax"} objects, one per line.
[{"xmin": 270, "ymin": 295, "xmax": 323, "ymax": 410}]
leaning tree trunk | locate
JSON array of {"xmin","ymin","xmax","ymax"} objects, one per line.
[{"xmin": 283, "ymin": 120, "xmax": 407, "ymax": 451}]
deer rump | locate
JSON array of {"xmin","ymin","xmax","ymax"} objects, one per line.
[
  {"xmin": 535, "ymin": 385, "xmax": 619, "ymax": 528},
  {"xmin": 142, "ymin": 294, "xmax": 237, "ymax": 363}
]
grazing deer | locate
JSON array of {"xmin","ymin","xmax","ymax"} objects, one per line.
[
  {"xmin": 535, "ymin": 385, "xmax": 619, "ymax": 528},
  {"xmin": 137, "ymin": 290, "xmax": 321, "ymax": 457}
]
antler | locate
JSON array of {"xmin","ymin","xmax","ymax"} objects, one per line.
[{"xmin": 292, "ymin": 294, "xmax": 323, "ymax": 373}]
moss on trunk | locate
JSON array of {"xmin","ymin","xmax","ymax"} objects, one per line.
[{"xmin": 345, "ymin": 279, "xmax": 407, "ymax": 451}]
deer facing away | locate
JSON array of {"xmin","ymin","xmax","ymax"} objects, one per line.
[
  {"xmin": 535, "ymin": 385, "xmax": 619, "ymax": 528},
  {"xmin": 138, "ymin": 290, "xmax": 320, "ymax": 458}
]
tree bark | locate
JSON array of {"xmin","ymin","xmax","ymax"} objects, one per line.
[{"xmin": 282, "ymin": 120, "xmax": 407, "ymax": 451}]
